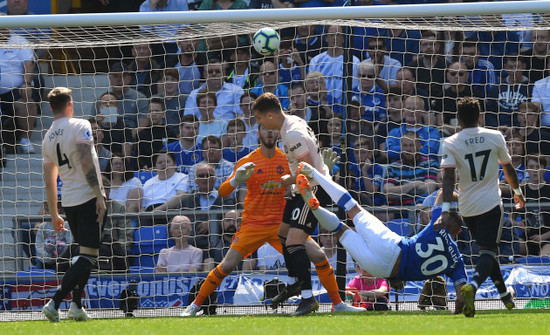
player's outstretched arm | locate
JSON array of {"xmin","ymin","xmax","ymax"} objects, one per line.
[{"xmin": 501, "ymin": 162, "xmax": 526, "ymax": 209}]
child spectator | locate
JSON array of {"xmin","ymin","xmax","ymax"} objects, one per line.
[
  {"xmin": 346, "ymin": 264, "xmax": 389, "ymax": 311},
  {"xmin": 222, "ymin": 118, "xmax": 252, "ymax": 163}
]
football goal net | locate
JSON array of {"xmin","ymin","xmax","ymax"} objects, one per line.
[{"xmin": 1, "ymin": 0, "xmax": 550, "ymax": 320}]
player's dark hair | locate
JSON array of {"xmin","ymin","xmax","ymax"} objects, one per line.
[
  {"xmin": 252, "ymin": 92, "xmax": 282, "ymax": 115},
  {"xmin": 153, "ymin": 149, "xmax": 177, "ymax": 167},
  {"xmin": 457, "ymin": 97, "xmax": 481, "ymax": 127},
  {"xmin": 47, "ymin": 87, "xmax": 72, "ymax": 114}
]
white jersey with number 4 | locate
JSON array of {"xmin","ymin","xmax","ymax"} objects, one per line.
[
  {"xmin": 440, "ymin": 127, "xmax": 511, "ymax": 217},
  {"xmin": 42, "ymin": 117, "xmax": 104, "ymax": 207},
  {"xmin": 280, "ymin": 114, "xmax": 329, "ymax": 185}
]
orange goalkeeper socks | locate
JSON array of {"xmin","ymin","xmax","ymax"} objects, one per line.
[
  {"xmin": 315, "ymin": 259, "xmax": 342, "ymax": 305},
  {"xmin": 195, "ymin": 265, "xmax": 228, "ymax": 307}
]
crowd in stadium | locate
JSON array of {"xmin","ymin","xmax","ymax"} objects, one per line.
[{"xmin": 2, "ymin": 0, "xmax": 550, "ymax": 276}]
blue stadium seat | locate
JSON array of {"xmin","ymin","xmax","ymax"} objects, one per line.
[
  {"xmin": 515, "ymin": 256, "xmax": 550, "ymax": 265},
  {"xmin": 131, "ymin": 225, "xmax": 173, "ymax": 268},
  {"xmin": 16, "ymin": 268, "xmax": 56, "ymax": 277},
  {"xmin": 386, "ymin": 219, "xmax": 410, "ymax": 237},
  {"xmin": 135, "ymin": 171, "xmax": 156, "ymax": 184},
  {"xmin": 129, "ymin": 265, "xmax": 156, "ymax": 274}
]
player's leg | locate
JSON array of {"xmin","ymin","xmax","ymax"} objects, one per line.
[
  {"xmin": 271, "ymin": 222, "xmax": 302, "ymax": 307},
  {"xmin": 43, "ymin": 199, "xmax": 101, "ymax": 322},
  {"xmin": 297, "ymin": 162, "xmax": 358, "ymax": 215}
]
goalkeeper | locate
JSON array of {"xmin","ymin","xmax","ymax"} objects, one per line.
[
  {"xmin": 182, "ymin": 125, "xmax": 361, "ymax": 316},
  {"xmin": 296, "ymin": 161, "xmax": 467, "ymax": 314}
]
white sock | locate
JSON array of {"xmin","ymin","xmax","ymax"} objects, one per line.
[
  {"xmin": 311, "ymin": 207, "xmax": 343, "ymax": 232},
  {"xmin": 312, "ymin": 169, "xmax": 357, "ymax": 211},
  {"xmin": 301, "ymin": 290, "xmax": 313, "ymax": 299},
  {"xmin": 287, "ymin": 277, "xmax": 297, "ymax": 285}
]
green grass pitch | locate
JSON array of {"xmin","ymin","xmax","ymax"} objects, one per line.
[{"xmin": 3, "ymin": 309, "xmax": 550, "ymax": 335}]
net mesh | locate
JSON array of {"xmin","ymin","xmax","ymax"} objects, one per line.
[{"xmin": 0, "ymin": 7, "xmax": 549, "ymax": 320}]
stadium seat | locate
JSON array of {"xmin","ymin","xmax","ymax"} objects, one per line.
[
  {"xmin": 16, "ymin": 268, "xmax": 56, "ymax": 277},
  {"xmin": 131, "ymin": 225, "xmax": 173, "ymax": 268},
  {"xmin": 129, "ymin": 265, "xmax": 156, "ymax": 274},
  {"xmin": 386, "ymin": 219, "xmax": 410, "ymax": 237},
  {"xmin": 515, "ymin": 256, "xmax": 550, "ymax": 265}
]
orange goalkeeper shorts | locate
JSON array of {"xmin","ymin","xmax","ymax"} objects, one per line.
[{"xmin": 230, "ymin": 224, "xmax": 283, "ymax": 259}]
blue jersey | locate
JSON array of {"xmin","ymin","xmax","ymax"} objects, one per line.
[
  {"xmin": 395, "ymin": 206, "xmax": 467, "ymax": 286},
  {"xmin": 164, "ymin": 141, "xmax": 203, "ymax": 175}
]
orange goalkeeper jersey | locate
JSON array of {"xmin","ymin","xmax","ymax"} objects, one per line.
[{"xmin": 219, "ymin": 147, "xmax": 289, "ymax": 228}]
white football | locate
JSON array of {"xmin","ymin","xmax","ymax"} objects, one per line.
[{"xmin": 253, "ymin": 27, "xmax": 280, "ymax": 56}]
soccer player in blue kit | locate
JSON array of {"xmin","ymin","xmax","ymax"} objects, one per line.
[{"xmin": 295, "ymin": 162, "xmax": 466, "ymax": 313}]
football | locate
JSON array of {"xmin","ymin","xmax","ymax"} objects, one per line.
[{"xmin": 253, "ymin": 27, "xmax": 280, "ymax": 56}]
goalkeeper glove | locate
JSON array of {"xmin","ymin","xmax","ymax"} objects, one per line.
[
  {"xmin": 229, "ymin": 162, "xmax": 255, "ymax": 187},
  {"xmin": 322, "ymin": 148, "xmax": 340, "ymax": 174}
]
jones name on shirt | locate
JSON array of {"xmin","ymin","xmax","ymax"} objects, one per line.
[{"xmin": 48, "ymin": 129, "xmax": 65, "ymax": 142}]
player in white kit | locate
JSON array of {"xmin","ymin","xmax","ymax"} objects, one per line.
[
  {"xmin": 440, "ymin": 97, "xmax": 526, "ymax": 317},
  {"xmin": 253, "ymin": 92, "xmax": 364, "ymax": 316},
  {"xmin": 41, "ymin": 87, "xmax": 106, "ymax": 322}
]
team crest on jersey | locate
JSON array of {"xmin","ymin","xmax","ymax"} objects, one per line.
[
  {"xmin": 261, "ymin": 180, "xmax": 282, "ymax": 190},
  {"xmin": 84, "ymin": 129, "xmax": 92, "ymax": 140},
  {"xmin": 276, "ymin": 166, "xmax": 284, "ymax": 174},
  {"xmin": 192, "ymin": 154, "xmax": 199, "ymax": 162}
]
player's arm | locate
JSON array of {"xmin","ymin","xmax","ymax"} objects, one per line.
[
  {"xmin": 43, "ymin": 162, "xmax": 67, "ymax": 233},
  {"xmin": 501, "ymin": 161, "xmax": 526, "ymax": 209},
  {"xmin": 219, "ymin": 161, "xmax": 255, "ymax": 197},
  {"xmin": 77, "ymin": 142, "xmax": 106, "ymax": 223}
]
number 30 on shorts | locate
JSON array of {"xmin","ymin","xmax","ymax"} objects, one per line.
[{"xmin": 415, "ymin": 237, "xmax": 448, "ymax": 276}]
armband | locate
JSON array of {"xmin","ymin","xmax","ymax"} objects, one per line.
[{"xmin": 513, "ymin": 188, "xmax": 523, "ymax": 196}]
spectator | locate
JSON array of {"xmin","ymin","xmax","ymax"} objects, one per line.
[
  {"xmin": 391, "ymin": 67, "xmax": 430, "ymax": 113},
  {"xmin": 164, "ymin": 114, "xmax": 203, "ymax": 174},
  {"xmin": 516, "ymin": 155, "xmax": 550, "ymax": 256},
  {"xmin": 408, "ymin": 30, "xmax": 446, "ymax": 98},
  {"xmin": 309, "ymin": 25, "xmax": 360, "ymax": 111},
  {"xmin": 466, "ymin": 26, "xmax": 521, "ymax": 71},
  {"xmin": 384, "ymin": 28, "xmax": 421, "ymax": 67},
  {"xmin": 346, "ymin": 95, "xmax": 375, "ymax": 144},
  {"xmin": 348, "ymin": 135, "xmax": 386, "ymax": 207},
  {"xmin": 499, "ymin": 135, "xmax": 529, "ymax": 197},
  {"xmin": 88, "ymin": 118, "xmax": 112, "ymax": 172},
  {"xmin": 305, "ymin": 71, "xmax": 333, "ymax": 137},
  {"xmin": 153, "ymin": 67, "xmax": 188, "ymax": 134},
  {"xmin": 239, "ymin": 91, "xmax": 259, "ymax": 149},
  {"xmin": 224, "ymin": 39, "xmax": 259, "ymax": 90},
  {"xmin": 250, "ymin": 60, "xmax": 290, "ymax": 110},
  {"xmin": 139, "ymin": 0, "xmax": 189, "ymax": 60},
  {"xmin": 196, "ymin": 89, "xmax": 228, "ymax": 143},
  {"xmin": 174, "ymin": 38, "xmax": 202, "ymax": 95},
  {"xmin": 157, "ymin": 163, "xmax": 236, "ymax": 257},
  {"xmin": 91, "ymin": 92, "xmax": 133, "ymax": 157},
  {"xmin": 211, "ymin": 210, "xmax": 255, "ymax": 270},
  {"xmin": 0, "ymin": 24, "xmax": 38, "ymax": 153},
  {"xmin": 277, "ymin": 37, "xmax": 305, "ymax": 87},
  {"xmin": 352, "ymin": 60, "xmax": 386, "ymax": 124},
  {"xmin": 459, "ymin": 39, "xmax": 499, "ymax": 96},
  {"xmin": 107, "ymin": 61, "xmax": 149, "ymax": 138},
  {"xmin": 531, "ymin": 60, "xmax": 550, "ymax": 127},
  {"xmin": 294, "ymin": 25, "xmax": 323, "ymax": 65},
  {"xmin": 249, "ymin": 0, "xmax": 294, "ymax": 8},
  {"xmin": 432, "ymin": 61, "xmax": 483, "ymax": 136},
  {"xmin": 385, "ymin": 96, "xmax": 440, "ymax": 163},
  {"xmin": 139, "ymin": 150, "xmax": 190, "ymax": 214},
  {"xmin": 128, "ymin": 42, "xmax": 162, "ymax": 97},
  {"xmin": 156, "ymin": 216, "xmax": 204, "ymax": 273},
  {"xmin": 515, "ymin": 101, "xmax": 550, "ymax": 156},
  {"xmin": 322, "ymin": 116, "xmax": 344, "ymax": 156},
  {"xmin": 375, "ymin": 88, "xmax": 404, "ymax": 162},
  {"xmin": 35, "ymin": 220, "xmax": 72, "ymax": 271},
  {"xmin": 97, "ymin": 0, "xmax": 142, "ymax": 12},
  {"xmin": 199, "ymin": 0, "xmax": 248, "ymax": 10},
  {"xmin": 135, "ymin": 98, "xmax": 178, "ymax": 170},
  {"xmin": 187, "ymin": 136, "xmax": 235, "ymax": 192},
  {"xmin": 365, "ymin": 36, "xmax": 402, "ymax": 93},
  {"xmin": 102, "ymin": 153, "xmax": 143, "ymax": 213},
  {"xmin": 256, "ymin": 243, "xmax": 286, "ymax": 270},
  {"xmin": 384, "ymin": 131, "xmax": 439, "ymax": 208},
  {"xmin": 346, "ymin": 264, "xmax": 389, "ymax": 311},
  {"xmin": 184, "ymin": 58, "xmax": 244, "ymax": 121},
  {"xmin": 294, "ymin": 0, "xmax": 336, "ymax": 8},
  {"xmin": 485, "ymin": 56, "xmax": 532, "ymax": 129},
  {"xmin": 222, "ymin": 118, "xmax": 252, "ymax": 163},
  {"xmin": 288, "ymin": 81, "xmax": 311, "ymax": 122},
  {"xmin": 521, "ymin": 29, "xmax": 550, "ymax": 83}
]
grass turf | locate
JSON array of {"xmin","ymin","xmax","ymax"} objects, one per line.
[{"xmin": 3, "ymin": 309, "xmax": 550, "ymax": 335}]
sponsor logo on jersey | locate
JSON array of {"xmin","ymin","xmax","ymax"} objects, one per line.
[
  {"xmin": 261, "ymin": 180, "xmax": 282, "ymax": 190},
  {"xmin": 289, "ymin": 142, "xmax": 302, "ymax": 152}
]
